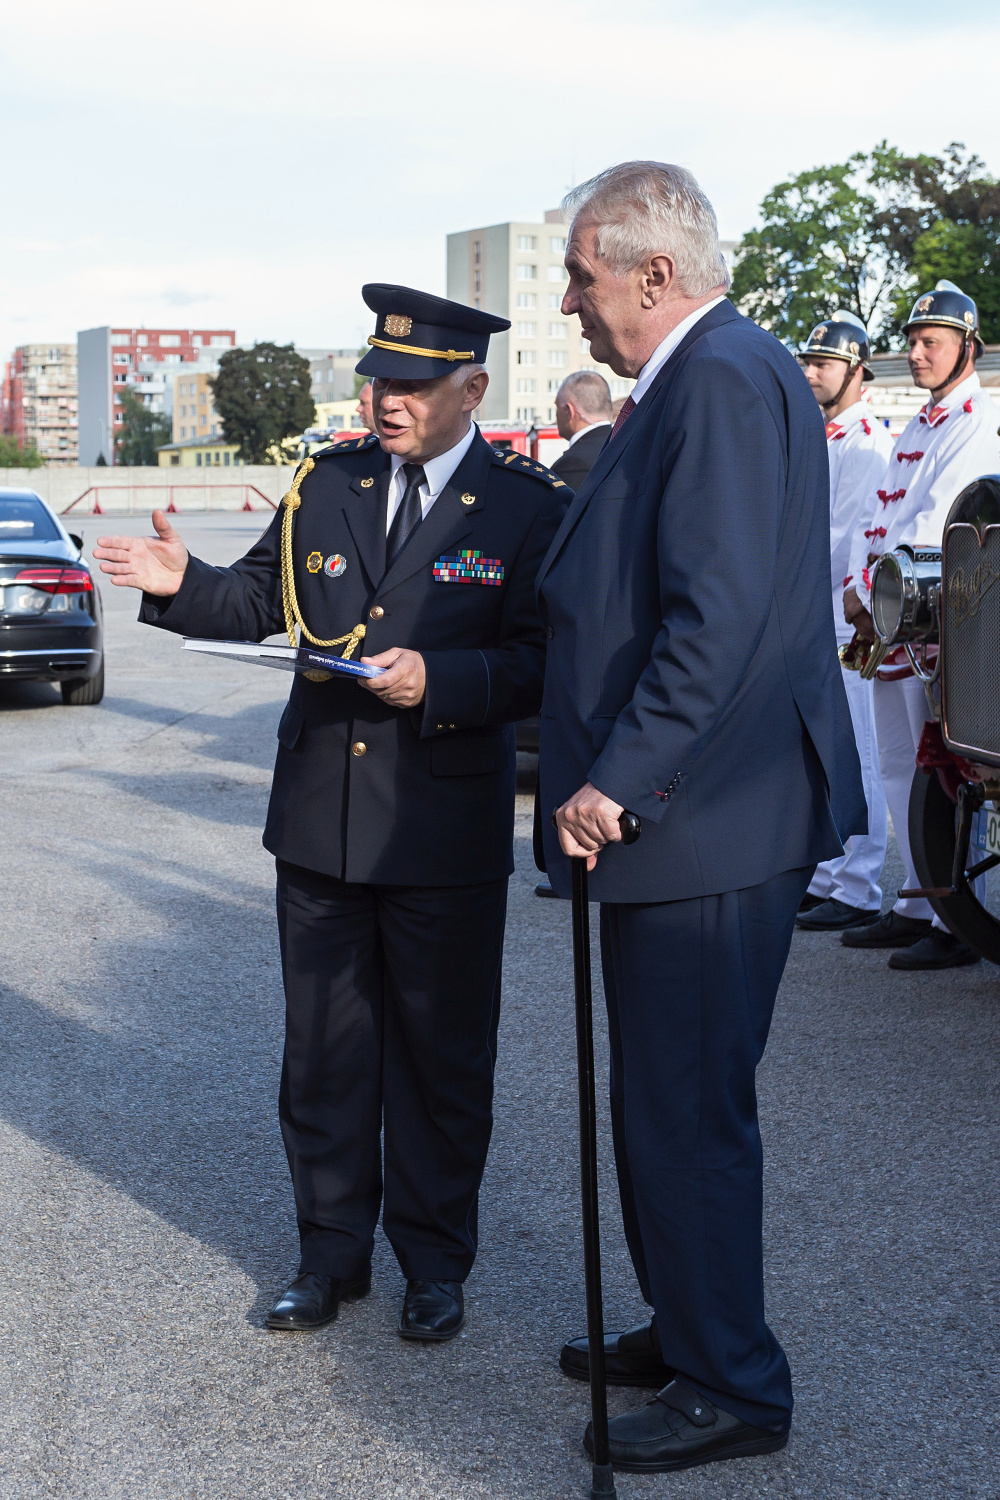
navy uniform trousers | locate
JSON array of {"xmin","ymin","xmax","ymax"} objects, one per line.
[
  {"xmin": 599, "ymin": 866, "xmax": 812, "ymax": 1432},
  {"xmin": 276, "ymin": 860, "xmax": 507, "ymax": 1280}
]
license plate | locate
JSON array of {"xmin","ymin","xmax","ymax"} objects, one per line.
[{"xmin": 972, "ymin": 806, "xmax": 1000, "ymax": 857}]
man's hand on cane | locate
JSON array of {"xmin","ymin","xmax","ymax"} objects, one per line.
[
  {"xmin": 556, "ymin": 782, "xmax": 625, "ymax": 870},
  {"xmin": 93, "ymin": 511, "xmax": 190, "ymax": 595}
]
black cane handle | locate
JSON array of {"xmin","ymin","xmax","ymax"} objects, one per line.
[
  {"xmin": 618, "ymin": 810, "xmax": 641, "ymax": 844},
  {"xmin": 550, "ymin": 808, "xmax": 642, "ymax": 845}
]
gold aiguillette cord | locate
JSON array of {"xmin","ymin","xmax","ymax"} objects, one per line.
[{"xmin": 280, "ymin": 457, "xmax": 366, "ymax": 673}]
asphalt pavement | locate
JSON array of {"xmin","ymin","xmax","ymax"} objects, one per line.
[{"xmin": 0, "ymin": 512, "xmax": 997, "ymax": 1499}]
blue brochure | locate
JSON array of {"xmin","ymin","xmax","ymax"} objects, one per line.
[{"xmin": 182, "ymin": 638, "xmax": 385, "ymax": 678}]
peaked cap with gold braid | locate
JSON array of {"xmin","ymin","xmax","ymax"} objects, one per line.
[{"xmin": 356, "ymin": 283, "xmax": 510, "ymax": 382}]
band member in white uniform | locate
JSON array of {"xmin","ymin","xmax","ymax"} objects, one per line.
[
  {"xmin": 796, "ymin": 312, "xmax": 892, "ymax": 931},
  {"xmin": 842, "ymin": 281, "xmax": 1000, "ymax": 969}
]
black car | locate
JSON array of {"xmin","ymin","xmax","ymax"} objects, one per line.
[{"xmin": 0, "ymin": 489, "xmax": 104, "ymax": 704}]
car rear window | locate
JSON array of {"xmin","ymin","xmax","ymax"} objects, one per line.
[{"xmin": 0, "ymin": 495, "xmax": 61, "ymax": 542}]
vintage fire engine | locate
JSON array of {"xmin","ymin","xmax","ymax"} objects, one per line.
[{"xmin": 866, "ymin": 474, "xmax": 1000, "ymax": 962}]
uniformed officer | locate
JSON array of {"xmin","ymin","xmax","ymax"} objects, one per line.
[
  {"xmin": 796, "ymin": 312, "xmax": 892, "ymax": 930},
  {"xmin": 93, "ymin": 285, "xmax": 568, "ymax": 1342},
  {"xmin": 843, "ymin": 280, "xmax": 1000, "ymax": 969}
]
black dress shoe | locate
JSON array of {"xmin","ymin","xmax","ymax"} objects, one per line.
[
  {"xmin": 797, "ymin": 892, "xmax": 824, "ymax": 915},
  {"xmin": 398, "ymin": 1279, "xmax": 464, "ymax": 1342},
  {"xmin": 534, "ymin": 878, "xmax": 559, "ymax": 898},
  {"xmin": 888, "ymin": 929, "xmax": 981, "ymax": 969},
  {"xmin": 560, "ymin": 1319, "xmax": 674, "ymax": 1388},
  {"xmin": 796, "ymin": 897, "xmax": 880, "ymax": 931},
  {"xmin": 841, "ymin": 910, "xmax": 931, "ymax": 948},
  {"xmin": 584, "ymin": 1378, "xmax": 788, "ymax": 1474},
  {"xmin": 265, "ymin": 1270, "xmax": 371, "ymax": 1330}
]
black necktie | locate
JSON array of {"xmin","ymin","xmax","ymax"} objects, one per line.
[{"xmin": 385, "ymin": 463, "xmax": 426, "ymax": 567}]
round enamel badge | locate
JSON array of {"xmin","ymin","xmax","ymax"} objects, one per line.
[{"xmin": 324, "ymin": 553, "xmax": 347, "ymax": 578}]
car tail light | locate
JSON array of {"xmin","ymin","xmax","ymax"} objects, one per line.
[{"xmin": 14, "ymin": 567, "xmax": 94, "ymax": 594}]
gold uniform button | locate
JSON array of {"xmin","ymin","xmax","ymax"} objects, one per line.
[
  {"xmin": 351, "ymin": 741, "xmax": 367, "ymax": 756},
  {"xmin": 449, "ymin": 723, "xmax": 456, "ymax": 729},
  {"xmin": 369, "ymin": 605, "xmax": 384, "ymax": 620},
  {"xmin": 436, "ymin": 723, "xmax": 444, "ymax": 730}
]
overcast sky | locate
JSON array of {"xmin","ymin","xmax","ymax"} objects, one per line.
[{"xmin": 2, "ymin": 0, "xmax": 999, "ymax": 359}]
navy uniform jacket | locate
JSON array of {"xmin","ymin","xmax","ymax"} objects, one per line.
[
  {"xmin": 141, "ymin": 431, "xmax": 567, "ymax": 886},
  {"xmin": 537, "ymin": 300, "xmax": 868, "ymax": 903}
]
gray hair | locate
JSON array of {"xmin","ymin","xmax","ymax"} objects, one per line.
[
  {"xmin": 563, "ymin": 161, "xmax": 730, "ymax": 297},
  {"xmin": 557, "ymin": 369, "xmax": 612, "ymax": 419}
]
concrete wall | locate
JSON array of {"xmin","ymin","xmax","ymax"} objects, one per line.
[{"xmin": 0, "ymin": 465, "xmax": 291, "ymax": 514}]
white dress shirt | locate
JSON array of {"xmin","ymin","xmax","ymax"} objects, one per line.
[
  {"xmin": 385, "ymin": 422, "xmax": 478, "ymax": 534},
  {"xmin": 845, "ymin": 373, "xmax": 1000, "ymax": 607},
  {"xmin": 629, "ymin": 295, "xmax": 727, "ymax": 408},
  {"xmin": 824, "ymin": 402, "xmax": 894, "ymax": 644},
  {"xmin": 567, "ymin": 420, "xmax": 612, "ymax": 448}
]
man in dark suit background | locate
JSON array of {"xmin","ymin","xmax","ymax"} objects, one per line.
[
  {"xmin": 538, "ymin": 162, "xmax": 866, "ymax": 1474},
  {"xmin": 550, "ymin": 369, "xmax": 613, "ymax": 489}
]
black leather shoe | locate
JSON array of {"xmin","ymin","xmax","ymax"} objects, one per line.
[
  {"xmin": 534, "ymin": 878, "xmax": 559, "ymax": 898},
  {"xmin": 888, "ymin": 929, "xmax": 981, "ymax": 969},
  {"xmin": 841, "ymin": 911, "xmax": 931, "ymax": 948},
  {"xmin": 797, "ymin": 892, "xmax": 824, "ymax": 915},
  {"xmin": 265, "ymin": 1270, "xmax": 371, "ymax": 1330},
  {"xmin": 797, "ymin": 897, "xmax": 880, "ymax": 931},
  {"xmin": 398, "ymin": 1279, "xmax": 464, "ymax": 1342},
  {"xmin": 584, "ymin": 1378, "xmax": 788, "ymax": 1474},
  {"xmin": 560, "ymin": 1319, "xmax": 674, "ymax": 1388}
]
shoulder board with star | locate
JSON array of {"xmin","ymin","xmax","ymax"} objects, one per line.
[
  {"xmin": 312, "ymin": 433, "xmax": 381, "ymax": 460},
  {"xmin": 491, "ymin": 448, "xmax": 568, "ymax": 489}
]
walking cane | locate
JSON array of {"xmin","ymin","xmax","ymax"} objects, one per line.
[{"xmin": 564, "ymin": 809, "xmax": 641, "ymax": 1500}]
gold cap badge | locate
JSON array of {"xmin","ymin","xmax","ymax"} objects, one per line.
[
  {"xmin": 916, "ymin": 295, "xmax": 934, "ymax": 313},
  {"xmin": 383, "ymin": 314, "xmax": 412, "ymax": 337}
]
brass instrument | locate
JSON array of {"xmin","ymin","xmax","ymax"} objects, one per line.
[{"xmin": 839, "ymin": 632, "xmax": 888, "ymax": 680}]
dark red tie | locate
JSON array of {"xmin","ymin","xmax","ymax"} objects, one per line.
[{"xmin": 609, "ymin": 394, "xmax": 636, "ymax": 440}]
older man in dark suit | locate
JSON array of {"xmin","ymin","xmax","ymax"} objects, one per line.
[
  {"xmin": 550, "ymin": 370, "xmax": 613, "ymax": 490},
  {"xmin": 538, "ymin": 162, "xmax": 866, "ymax": 1474}
]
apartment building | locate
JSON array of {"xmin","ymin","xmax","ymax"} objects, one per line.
[
  {"xmin": 77, "ymin": 325, "xmax": 236, "ymax": 464},
  {"xmin": 1, "ymin": 344, "xmax": 78, "ymax": 463},
  {"xmin": 173, "ymin": 371, "xmax": 224, "ymax": 443},
  {"xmin": 301, "ymin": 348, "xmax": 362, "ymax": 406},
  {"xmin": 447, "ymin": 211, "xmax": 630, "ymax": 424}
]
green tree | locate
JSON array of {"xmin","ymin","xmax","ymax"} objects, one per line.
[
  {"xmin": 732, "ymin": 141, "xmax": 1000, "ymax": 349},
  {"xmin": 210, "ymin": 342, "xmax": 315, "ymax": 464},
  {"xmin": 115, "ymin": 388, "xmax": 172, "ymax": 466},
  {"xmin": 0, "ymin": 434, "xmax": 45, "ymax": 468},
  {"xmin": 881, "ymin": 145, "xmax": 1000, "ymax": 342},
  {"xmin": 731, "ymin": 144, "xmax": 914, "ymax": 350}
]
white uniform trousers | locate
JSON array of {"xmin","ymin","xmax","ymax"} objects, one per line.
[
  {"xmin": 809, "ymin": 666, "xmax": 887, "ymax": 911},
  {"xmin": 873, "ymin": 675, "xmax": 943, "ymax": 926}
]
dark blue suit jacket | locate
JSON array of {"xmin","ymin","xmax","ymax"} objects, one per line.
[
  {"xmin": 536, "ymin": 300, "xmax": 867, "ymax": 903},
  {"xmin": 142, "ymin": 432, "xmax": 566, "ymax": 886}
]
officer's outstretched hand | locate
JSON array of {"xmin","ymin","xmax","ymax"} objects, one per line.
[
  {"xmin": 556, "ymin": 782, "xmax": 625, "ymax": 871},
  {"xmin": 360, "ymin": 648, "xmax": 426, "ymax": 709},
  {"xmin": 93, "ymin": 510, "xmax": 190, "ymax": 596}
]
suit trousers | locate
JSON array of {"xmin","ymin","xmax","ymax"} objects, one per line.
[
  {"xmin": 600, "ymin": 864, "xmax": 811, "ymax": 1431},
  {"xmin": 275, "ymin": 859, "xmax": 507, "ymax": 1281},
  {"xmin": 809, "ymin": 666, "xmax": 887, "ymax": 911}
]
